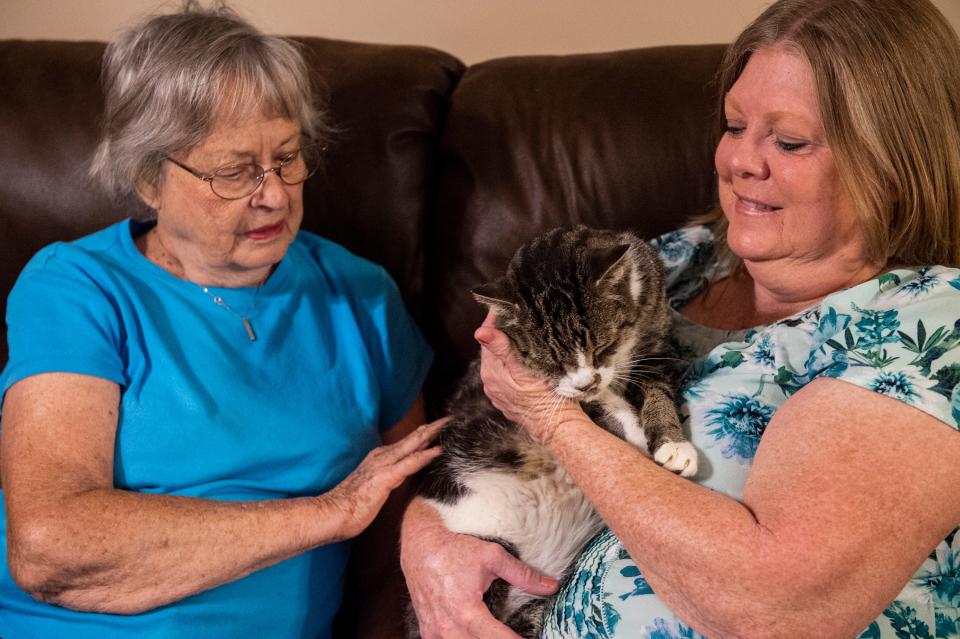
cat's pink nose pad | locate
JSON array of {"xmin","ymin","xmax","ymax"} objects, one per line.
[{"xmin": 575, "ymin": 374, "xmax": 602, "ymax": 394}]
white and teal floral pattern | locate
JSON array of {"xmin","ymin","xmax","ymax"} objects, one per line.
[{"xmin": 543, "ymin": 225, "xmax": 960, "ymax": 638}]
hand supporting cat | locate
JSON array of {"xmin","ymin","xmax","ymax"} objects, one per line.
[
  {"xmin": 400, "ymin": 499, "xmax": 560, "ymax": 639},
  {"xmin": 475, "ymin": 310, "xmax": 586, "ymax": 446},
  {"xmin": 476, "ymin": 309, "xmax": 697, "ymax": 476}
]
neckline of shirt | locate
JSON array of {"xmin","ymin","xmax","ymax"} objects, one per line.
[{"xmin": 119, "ymin": 218, "xmax": 296, "ymax": 304}]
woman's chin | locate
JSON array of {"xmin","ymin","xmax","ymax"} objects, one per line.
[
  {"xmin": 233, "ymin": 240, "xmax": 293, "ymax": 280},
  {"xmin": 726, "ymin": 232, "xmax": 786, "ymax": 263}
]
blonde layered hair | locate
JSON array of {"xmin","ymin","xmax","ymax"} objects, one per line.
[{"xmin": 702, "ymin": 0, "xmax": 960, "ymax": 268}]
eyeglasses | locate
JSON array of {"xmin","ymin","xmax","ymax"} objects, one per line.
[{"xmin": 164, "ymin": 142, "xmax": 323, "ymax": 200}]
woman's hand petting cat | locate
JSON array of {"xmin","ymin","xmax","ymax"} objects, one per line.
[
  {"xmin": 475, "ymin": 311, "xmax": 585, "ymax": 445},
  {"xmin": 401, "ymin": 499, "xmax": 560, "ymax": 639},
  {"xmin": 318, "ymin": 418, "xmax": 445, "ymax": 540}
]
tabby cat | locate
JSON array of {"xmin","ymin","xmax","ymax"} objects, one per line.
[{"xmin": 406, "ymin": 226, "xmax": 697, "ymax": 638}]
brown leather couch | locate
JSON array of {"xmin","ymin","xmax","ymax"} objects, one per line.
[
  {"xmin": 0, "ymin": 35, "xmax": 725, "ymax": 635},
  {"xmin": 0, "ymin": 36, "xmax": 724, "ymax": 409}
]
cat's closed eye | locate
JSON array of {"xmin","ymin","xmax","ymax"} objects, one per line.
[{"xmin": 594, "ymin": 339, "xmax": 618, "ymax": 359}]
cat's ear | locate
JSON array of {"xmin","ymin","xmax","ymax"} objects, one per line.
[
  {"xmin": 472, "ymin": 279, "xmax": 517, "ymax": 315},
  {"xmin": 593, "ymin": 244, "xmax": 633, "ymax": 286}
]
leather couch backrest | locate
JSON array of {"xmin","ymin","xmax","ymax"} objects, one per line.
[
  {"xmin": 0, "ymin": 38, "xmax": 727, "ymax": 413},
  {"xmin": 424, "ymin": 45, "xmax": 726, "ymax": 404}
]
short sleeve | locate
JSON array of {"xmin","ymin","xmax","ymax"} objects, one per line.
[
  {"xmin": 1, "ymin": 245, "xmax": 126, "ymax": 401},
  {"xmin": 809, "ymin": 266, "xmax": 960, "ymax": 431},
  {"xmin": 341, "ymin": 260, "xmax": 433, "ymax": 431}
]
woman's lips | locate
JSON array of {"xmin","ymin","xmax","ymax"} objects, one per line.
[
  {"xmin": 735, "ymin": 194, "xmax": 782, "ymax": 215},
  {"xmin": 246, "ymin": 222, "xmax": 284, "ymax": 240}
]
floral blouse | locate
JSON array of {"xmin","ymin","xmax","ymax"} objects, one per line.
[{"xmin": 543, "ymin": 225, "xmax": 960, "ymax": 639}]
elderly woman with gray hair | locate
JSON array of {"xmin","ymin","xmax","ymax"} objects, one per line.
[{"xmin": 0, "ymin": 4, "xmax": 440, "ymax": 638}]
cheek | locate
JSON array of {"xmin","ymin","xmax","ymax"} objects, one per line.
[
  {"xmin": 184, "ymin": 202, "xmax": 253, "ymax": 253},
  {"xmin": 777, "ymin": 161, "xmax": 840, "ymax": 225},
  {"xmin": 207, "ymin": 203, "xmax": 248, "ymax": 234},
  {"xmin": 289, "ymin": 189, "xmax": 305, "ymax": 222},
  {"xmin": 160, "ymin": 187, "xmax": 231, "ymax": 236}
]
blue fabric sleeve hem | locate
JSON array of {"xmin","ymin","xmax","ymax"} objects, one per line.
[
  {"xmin": 2, "ymin": 358, "xmax": 126, "ymax": 396},
  {"xmin": 821, "ymin": 370, "xmax": 958, "ymax": 431},
  {"xmin": 379, "ymin": 350, "xmax": 433, "ymax": 431}
]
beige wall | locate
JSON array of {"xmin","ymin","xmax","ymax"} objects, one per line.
[{"xmin": 4, "ymin": 0, "xmax": 960, "ymax": 64}]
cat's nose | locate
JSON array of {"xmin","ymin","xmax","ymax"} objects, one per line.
[{"xmin": 576, "ymin": 374, "xmax": 602, "ymax": 394}]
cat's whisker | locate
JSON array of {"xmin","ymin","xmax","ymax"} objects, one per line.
[
  {"xmin": 621, "ymin": 356, "xmax": 675, "ymax": 364},
  {"xmin": 614, "ymin": 366, "xmax": 660, "ymax": 378},
  {"xmin": 518, "ymin": 393, "xmax": 561, "ymax": 433},
  {"xmin": 617, "ymin": 357, "xmax": 681, "ymax": 367},
  {"xmin": 540, "ymin": 396, "xmax": 568, "ymax": 439},
  {"xmin": 632, "ymin": 356, "xmax": 685, "ymax": 364},
  {"xmin": 608, "ymin": 379, "xmax": 628, "ymax": 394},
  {"xmin": 613, "ymin": 371, "xmax": 660, "ymax": 387},
  {"xmin": 543, "ymin": 393, "xmax": 565, "ymax": 436},
  {"xmin": 616, "ymin": 373, "xmax": 662, "ymax": 385},
  {"xmin": 615, "ymin": 361, "xmax": 661, "ymax": 370}
]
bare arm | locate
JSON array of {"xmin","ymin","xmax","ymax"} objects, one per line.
[
  {"xmin": 2, "ymin": 373, "xmax": 442, "ymax": 614},
  {"xmin": 545, "ymin": 381, "xmax": 960, "ymax": 637},
  {"xmin": 476, "ymin": 321, "xmax": 960, "ymax": 638}
]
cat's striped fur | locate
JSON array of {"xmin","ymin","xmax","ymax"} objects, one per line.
[{"xmin": 406, "ymin": 226, "xmax": 696, "ymax": 638}]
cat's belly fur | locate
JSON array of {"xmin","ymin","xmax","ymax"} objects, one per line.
[{"xmin": 427, "ymin": 466, "xmax": 602, "ymax": 615}]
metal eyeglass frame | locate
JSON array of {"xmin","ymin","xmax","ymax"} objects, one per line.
[{"xmin": 164, "ymin": 142, "xmax": 322, "ymax": 200}]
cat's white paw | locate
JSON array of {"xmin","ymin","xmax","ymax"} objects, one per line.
[{"xmin": 653, "ymin": 441, "xmax": 698, "ymax": 477}]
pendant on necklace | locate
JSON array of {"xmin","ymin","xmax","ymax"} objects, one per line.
[
  {"xmin": 241, "ymin": 318, "xmax": 257, "ymax": 341},
  {"xmin": 202, "ymin": 287, "xmax": 259, "ymax": 342}
]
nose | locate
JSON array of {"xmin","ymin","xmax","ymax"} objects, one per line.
[
  {"xmin": 250, "ymin": 169, "xmax": 290, "ymax": 209},
  {"xmin": 575, "ymin": 373, "xmax": 602, "ymax": 394},
  {"xmin": 722, "ymin": 134, "xmax": 770, "ymax": 181}
]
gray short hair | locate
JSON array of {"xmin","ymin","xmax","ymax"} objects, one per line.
[{"xmin": 90, "ymin": 1, "xmax": 331, "ymax": 217}]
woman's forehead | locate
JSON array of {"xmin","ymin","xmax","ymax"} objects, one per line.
[
  {"xmin": 190, "ymin": 115, "xmax": 301, "ymax": 159},
  {"xmin": 726, "ymin": 47, "xmax": 823, "ymax": 130}
]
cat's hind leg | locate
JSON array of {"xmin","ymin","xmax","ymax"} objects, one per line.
[{"xmin": 505, "ymin": 597, "xmax": 549, "ymax": 639}]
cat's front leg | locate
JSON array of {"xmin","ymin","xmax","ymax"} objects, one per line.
[
  {"xmin": 594, "ymin": 391, "xmax": 650, "ymax": 453},
  {"xmin": 641, "ymin": 384, "xmax": 698, "ymax": 478}
]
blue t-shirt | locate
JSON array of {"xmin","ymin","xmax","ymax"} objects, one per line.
[{"xmin": 0, "ymin": 219, "xmax": 433, "ymax": 638}]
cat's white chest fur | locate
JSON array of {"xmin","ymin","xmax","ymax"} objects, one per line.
[{"xmin": 427, "ymin": 465, "xmax": 602, "ymax": 615}]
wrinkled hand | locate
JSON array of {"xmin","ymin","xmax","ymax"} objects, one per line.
[
  {"xmin": 401, "ymin": 499, "xmax": 560, "ymax": 639},
  {"xmin": 475, "ymin": 311, "xmax": 584, "ymax": 444},
  {"xmin": 323, "ymin": 418, "xmax": 446, "ymax": 540}
]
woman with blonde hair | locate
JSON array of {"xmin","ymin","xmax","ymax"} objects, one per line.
[{"xmin": 401, "ymin": 0, "xmax": 960, "ymax": 637}]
